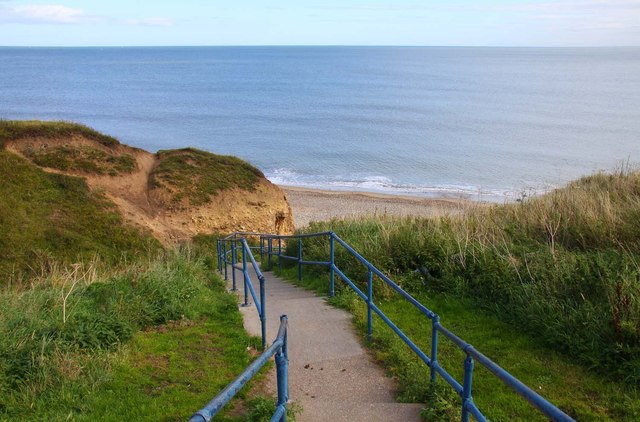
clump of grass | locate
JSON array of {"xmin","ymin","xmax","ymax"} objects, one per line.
[
  {"xmin": 0, "ymin": 149, "xmax": 160, "ymax": 283},
  {"xmin": 150, "ymin": 148, "xmax": 263, "ymax": 208},
  {"xmin": 290, "ymin": 169, "xmax": 640, "ymax": 383},
  {"xmin": 22, "ymin": 145, "xmax": 136, "ymax": 175},
  {"xmin": 0, "ymin": 120, "xmax": 120, "ymax": 148},
  {"xmin": 244, "ymin": 396, "xmax": 301, "ymax": 422}
]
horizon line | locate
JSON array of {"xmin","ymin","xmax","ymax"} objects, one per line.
[{"xmin": 1, "ymin": 44, "xmax": 639, "ymax": 49}]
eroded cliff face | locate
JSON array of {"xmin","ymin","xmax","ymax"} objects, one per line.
[
  {"xmin": 156, "ymin": 178, "xmax": 295, "ymax": 239},
  {"xmin": 7, "ymin": 134, "xmax": 295, "ymax": 245}
]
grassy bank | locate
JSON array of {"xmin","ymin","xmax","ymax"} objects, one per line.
[
  {"xmin": 274, "ymin": 169, "xmax": 640, "ymax": 419},
  {"xmin": 277, "ymin": 266, "xmax": 638, "ymax": 420},
  {"xmin": 0, "ymin": 148, "xmax": 160, "ymax": 284},
  {"xmin": 0, "ymin": 248, "xmax": 268, "ymax": 420}
]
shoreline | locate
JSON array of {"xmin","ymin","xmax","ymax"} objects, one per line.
[{"xmin": 280, "ymin": 185, "xmax": 470, "ymax": 228}]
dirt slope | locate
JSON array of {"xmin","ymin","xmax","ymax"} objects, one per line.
[{"xmin": 6, "ymin": 133, "xmax": 294, "ymax": 244}]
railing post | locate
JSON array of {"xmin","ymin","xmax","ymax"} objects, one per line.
[
  {"xmin": 260, "ymin": 275, "xmax": 266, "ymax": 350},
  {"xmin": 260, "ymin": 236, "xmax": 264, "ymax": 263},
  {"xmin": 367, "ymin": 269, "xmax": 373, "ymax": 341},
  {"xmin": 297, "ymin": 238, "xmax": 302, "ymax": 281},
  {"xmin": 278, "ymin": 238, "xmax": 282, "ymax": 271},
  {"xmin": 231, "ymin": 241, "xmax": 237, "ymax": 290},
  {"xmin": 242, "ymin": 243, "xmax": 249, "ymax": 306},
  {"xmin": 329, "ymin": 234, "xmax": 335, "ymax": 297},
  {"xmin": 223, "ymin": 241, "xmax": 228, "ymax": 281},
  {"xmin": 461, "ymin": 355, "xmax": 474, "ymax": 422},
  {"xmin": 430, "ymin": 316, "xmax": 440, "ymax": 384},
  {"xmin": 268, "ymin": 237, "xmax": 273, "ymax": 270},
  {"xmin": 275, "ymin": 315, "xmax": 289, "ymax": 422}
]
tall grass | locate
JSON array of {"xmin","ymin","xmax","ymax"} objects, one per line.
[
  {"xmin": 0, "ymin": 248, "xmax": 229, "ymax": 418},
  {"xmin": 295, "ymin": 170, "xmax": 640, "ymax": 383}
]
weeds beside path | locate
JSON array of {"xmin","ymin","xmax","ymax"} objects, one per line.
[{"xmin": 0, "ymin": 249, "xmax": 264, "ymax": 421}]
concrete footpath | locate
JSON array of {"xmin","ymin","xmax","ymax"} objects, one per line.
[{"xmin": 229, "ymin": 267, "xmax": 423, "ymax": 421}]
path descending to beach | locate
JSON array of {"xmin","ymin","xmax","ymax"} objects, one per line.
[{"xmin": 229, "ymin": 267, "xmax": 423, "ymax": 421}]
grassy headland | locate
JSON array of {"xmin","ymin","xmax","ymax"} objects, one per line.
[
  {"xmin": 0, "ymin": 121, "xmax": 278, "ymax": 420},
  {"xmin": 277, "ymin": 169, "xmax": 640, "ymax": 420},
  {"xmin": 151, "ymin": 148, "xmax": 263, "ymax": 207}
]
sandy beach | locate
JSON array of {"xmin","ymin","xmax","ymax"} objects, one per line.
[{"xmin": 282, "ymin": 185, "xmax": 467, "ymax": 228}]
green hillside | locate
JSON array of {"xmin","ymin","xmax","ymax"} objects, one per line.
[
  {"xmin": 0, "ymin": 148, "xmax": 159, "ymax": 283},
  {"xmin": 0, "ymin": 121, "xmax": 268, "ymax": 420}
]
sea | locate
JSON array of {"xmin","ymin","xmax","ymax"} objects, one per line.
[{"xmin": 1, "ymin": 46, "xmax": 639, "ymax": 201}]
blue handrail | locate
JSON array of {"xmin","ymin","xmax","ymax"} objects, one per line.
[
  {"xmin": 247, "ymin": 231, "xmax": 574, "ymax": 422},
  {"xmin": 190, "ymin": 315, "xmax": 289, "ymax": 422},
  {"xmin": 219, "ymin": 235, "xmax": 267, "ymax": 349}
]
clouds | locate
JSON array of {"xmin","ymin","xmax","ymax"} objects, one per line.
[
  {"xmin": 0, "ymin": 3, "xmax": 173, "ymax": 26},
  {"xmin": 0, "ymin": 4, "xmax": 93, "ymax": 24}
]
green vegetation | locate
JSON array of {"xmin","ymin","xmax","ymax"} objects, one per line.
[
  {"xmin": 151, "ymin": 148, "xmax": 263, "ymax": 207},
  {"xmin": 275, "ymin": 169, "xmax": 640, "ymax": 420},
  {"xmin": 0, "ymin": 120, "xmax": 137, "ymax": 176},
  {"xmin": 0, "ymin": 248, "xmax": 272, "ymax": 421},
  {"xmin": 0, "ymin": 149, "xmax": 160, "ymax": 283},
  {"xmin": 278, "ymin": 267, "xmax": 638, "ymax": 421},
  {"xmin": 22, "ymin": 144, "xmax": 136, "ymax": 175},
  {"xmin": 0, "ymin": 120, "xmax": 120, "ymax": 148},
  {"xmin": 0, "ymin": 121, "xmax": 282, "ymax": 420}
]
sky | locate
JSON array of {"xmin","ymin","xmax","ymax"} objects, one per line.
[{"xmin": 0, "ymin": 0, "xmax": 639, "ymax": 47}]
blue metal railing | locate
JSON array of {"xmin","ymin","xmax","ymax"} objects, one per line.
[
  {"xmin": 220, "ymin": 231, "xmax": 574, "ymax": 422},
  {"xmin": 190, "ymin": 315, "xmax": 289, "ymax": 422},
  {"xmin": 219, "ymin": 233, "xmax": 267, "ymax": 349}
]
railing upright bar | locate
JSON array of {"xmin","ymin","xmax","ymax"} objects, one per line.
[
  {"xmin": 242, "ymin": 243, "xmax": 249, "ymax": 306},
  {"xmin": 268, "ymin": 237, "xmax": 273, "ymax": 270},
  {"xmin": 274, "ymin": 317, "xmax": 289, "ymax": 422},
  {"xmin": 329, "ymin": 234, "xmax": 335, "ymax": 297},
  {"xmin": 278, "ymin": 238, "xmax": 282, "ymax": 271},
  {"xmin": 297, "ymin": 238, "xmax": 303, "ymax": 281},
  {"xmin": 431, "ymin": 316, "xmax": 440, "ymax": 383},
  {"xmin": 367, "ymin": 269, "xmax": 373, "ymax": 341},
  {"xmin": 461, "ymin": 355, "xmax": 475, "ymax": 422},
  {"xmin": 231, "ymin": 241, "xmax": 237, "ymax": 290},
  {"xmin": 260, "ymin": 273, "xmax": 266, "ymax": 350},
  {"xmin": 260, "ymin": 236, "xmax": 265, "ymax": 263}
]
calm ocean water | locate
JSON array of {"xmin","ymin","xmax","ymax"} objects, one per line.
[{"xmin": 1, "ymin": 46, "xmax": 639, "ymax": 201}]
